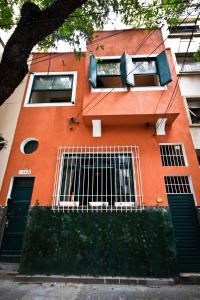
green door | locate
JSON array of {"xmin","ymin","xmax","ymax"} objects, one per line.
[
  {"xmin": 168, "ymin": 194, "xmax": 200, "ymax": 273},
  {"xmin": 0, "ymin": 177, "xmax": 34, "ymax": 260}
]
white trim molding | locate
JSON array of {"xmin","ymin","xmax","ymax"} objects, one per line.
[{"xmin": 24, "ymin": 71, "xmax": 77, "ymax": 107}]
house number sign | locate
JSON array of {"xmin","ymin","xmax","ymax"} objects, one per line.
[{"xmin": 18, "ymin": 169, "xmax": 32, "ymax": 175}]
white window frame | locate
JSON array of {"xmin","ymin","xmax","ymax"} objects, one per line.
[
  {"xmin": 91, "ymin": 56, "xmax": 128, "ymax": 93},
  {"xmin": 159, "ymin": 143, "xmax": 188, "ymax": 167},
  {"xmin": 183, "ymin": 96, "xmax": 200, "ymax": 126},
  {"xmin": 24, "ymin": 72, "xmax": 77, "ymax": 107},
  {"xmin": 130, "ymin": 54, "xmax": 167, "ymax": 91}
]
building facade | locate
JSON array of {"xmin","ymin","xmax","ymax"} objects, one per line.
[
  {"xmin": 165, "ymin": 16, "xmax": 200, "ymax": 164},
  {"xmin": 0, "ymin": 29, "xmax": 200, "ymax": 270}
]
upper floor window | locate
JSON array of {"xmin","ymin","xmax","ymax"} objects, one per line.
[
  {"xmin": 25, "ymin": 72, "xmax": 77, "ymax": 106},
  {"xmin": 131, "ymin": 58, "xmax": 159, "ymax": 87},
  {"xmin": 96, "ymin": 59, "xmax": 121, "ymax": 88},
  {"xmin": 160, "ymin": 144, "xmax": 187, "ymax": 166},
  {"xmin": 176, "ymin": 53, "xmax": 200, "ymax": 73},
  {"xmin": 89, "ymin": 51, "xmax": 172, "ymax": 89},
  {"xmin": 169, "ymin": 23, "xmax": 199, "ymax": 34},
  {"xmin": 186, "ymin": 98, "xmax": 200, "ymax": 124}
]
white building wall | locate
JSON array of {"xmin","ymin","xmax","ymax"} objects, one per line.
[
  {"xmin": 165, "ymin": 19, "xmax": 200, "ymax": 151},
  {"xmin": 0, "ymin": 77, "xmax": 27, "ymax": 191}
]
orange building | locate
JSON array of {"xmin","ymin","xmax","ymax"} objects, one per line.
[{"xmin": 0, "ymin": 29, "xmax": 200, "ymax": 266}]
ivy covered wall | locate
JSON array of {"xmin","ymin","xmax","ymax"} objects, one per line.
[{"xmin": 20, "ymin": 206, "xmax": 177, "ymax": 277}]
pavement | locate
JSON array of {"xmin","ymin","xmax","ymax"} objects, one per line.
[{"xmin": 0, "ymin": 279, "xmax": 200, "ymax": 300}]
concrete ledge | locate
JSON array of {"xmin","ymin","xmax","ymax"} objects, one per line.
[
  {"xmin": 179, "ymin": 273, "xmax": 200, "ymax": 285},
  {"xmin": 14, "ymin": 275, "xmax": 175, "ymax": 286}
]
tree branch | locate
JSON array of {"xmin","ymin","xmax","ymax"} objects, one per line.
[{"xmin": 0, "ymin": 0, "xmax": 87, "ymax": 105}]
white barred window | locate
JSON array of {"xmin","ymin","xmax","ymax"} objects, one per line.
[
  {"xmin": 164, "ymin": 176, "xmax": 192, "ymax": 194},
  {"xmin": 160, "ymin": 144, "xmax": 186, "ymax": 166},
  {"xmin": 53, "ymin": 146, "xmax": 143, "ymax": 211}
]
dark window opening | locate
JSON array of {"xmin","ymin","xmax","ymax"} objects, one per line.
[
  {"xmin": 160, "ymin": 144, "xmax": 186, "ymax": 166},
  {"xmin": 195, "ymin": 149, "xmax": 200, "ymax": 165},
  {"xmin": 23, "ymin": 140, "xmax": 38, "ymax": 154},
  {"xmin": 96, "ymin": 60, "xmax": 122, "ymax": 88},
  {"xmin": 29, "ymin": 75, "xmax": 74, "ymax": 104},
  {"xmin": 132, "ymin": 58, "xmax": 159, "ymax": 87},
  {"xmin": 60, "ymin": 153, "xmax": 135, "ymax": 205},
  {"xmin": 186, "ymin": 98, "xmax": 200, "ymax": 124},
  {"xmin": 169, "ymin": 25, "xmax": 199, "ymax": 34}
]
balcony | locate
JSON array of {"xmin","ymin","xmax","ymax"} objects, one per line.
[{"xmin": 178, "ymin": 62, "xmax": 200, "ymax": 73}]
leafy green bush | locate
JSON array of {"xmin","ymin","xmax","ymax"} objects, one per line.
[{"xmin": 20, "ymin": 206, "xmax": 177, "ymax": 276}]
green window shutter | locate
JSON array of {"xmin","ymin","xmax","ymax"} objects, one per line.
[
  {"xmin": 156, "ymin": 51, "xmax": 172, "ymax": 86},
  {"xmin": 120, "ymin": 52, "xmax": 135, "ymax": 87},
  {"xmin": 89, "ymin": 52, "xmax": 97, "ymax": 88}
]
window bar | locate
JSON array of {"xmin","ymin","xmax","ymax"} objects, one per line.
[
  {"xmin": 106, "ymin": 145, "xmax": 108, "ymax": 213},
  {"xmin": 82, "ymin": 146, "xmax": 86, "ymax": 211},
  {"xmin": 74, "ymin": 147, "xmax": 79, "ymax": 211},
  {"xmin": 136, "ymin": 146, "xmax": 144, "ymax": 210},
  {"xmin": 174, "ymin": 145, "xmax": 180, "ymax": 166},
  {"xmin": 53, "ymin": 147, "xmax": 61, "ymax": 209},
  {"xmin": 91, "ymin": 146, "xmax": 95, "ymax": 212},
  {"xmin": 118, "ymin": 147, "xmax": 121, "ymax": 210},
  {"xmin": 77, "ymin": 146, "xmax": 82, "ymax": 210},
  {"xmin": 183, "ymin": 176, "xmax": 187, "ymax": 193},
  {"xmin": 122, "ymin": 147, "xmax": 126, "ymax": 212},
  {"xmin": 62, "ymin": 147, "xmax": 67, "ymax": 211},
  {"xmin": 59, "ymin": 148, "xmax": 66, "ymax": 209},
  {"xmin": 134, "ymin": 146, "xmax": 139, "ymax": 210},
  {"xmin": 96, "ymin": 146, "xmax": 99, "ymax": 212},
  {"xmin": 68, "ymin": 146, "xmax": 74, "ymax": 210},
  {"xmin": 87, "ymin": 147, "xmax": 91, "ymax": 210},
  {"xmin": 101, "ymin": 146, "xmax": 103, "ymax": 212},
  {"xmin": 110, "ymin": 146, "xmax": 113, "ymax": 212},
  {"xmin": 128, "ymin": 147, "xmax": 133, "ymax": 212},
  {"xmin": 113, "ymin": 146, "xmax": 117, "ymax": 212},
  {"xmin": 164, "ymin": 145, "xmax": 167, "ymax": 166},
  {"xmin": 182, "ymin": 176, "xmax": 186, "ymax": 193}
]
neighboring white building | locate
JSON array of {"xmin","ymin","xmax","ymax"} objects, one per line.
[
  {"xmin": 164, "ymin": 17, "xmax": 200, "ymax": 164},
  {"xmin": 0, "ymin": 37, "xmax": 28, "ymax": 191}
]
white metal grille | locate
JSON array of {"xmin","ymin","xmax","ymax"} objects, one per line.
[
  {"xmin": 160, "ymin": 144, "xmax": 186, "ymax": 166},
  {"xmin": 164, "ymin": 176, "xmax": 192, "ymax": 194},
  {"xmin": 53, "ymin": 145, "xmax": 143, "ymax": 211}
]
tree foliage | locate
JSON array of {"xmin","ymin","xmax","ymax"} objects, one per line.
[{"xmin": 0, "ymin": 0, "xmax": 197, "ymax": 104}]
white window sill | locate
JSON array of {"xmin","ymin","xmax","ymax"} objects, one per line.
[
  {"xmin": 89, "ymin": 202, "xmax": 109, "ymax": 207},
  {"xmin": 24, "ymin": 102, "xmax": 75, "ymax": 107},
  {"xmin": 91, "ymin": 87, "xmax": 128, "ymax": 93},
  {"xmin": 115, "ymin": 202, "xmax": 135, "ymax": 207},
  {"xmin": 130, "ymin": 86, "xmax": 167, "ymax": 91},
  {"xmin": 59, "ymin": 201, "xmax": 79, "ymax": 207},
  {"xmin": 189, "ymin": 123, "xmax": 200, "ymax": 127}
]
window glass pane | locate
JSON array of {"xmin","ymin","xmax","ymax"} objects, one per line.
[
  {"xmin": 24, "ymin": 140, "xmax": 38, "ymax": 154},
  {"xmin": 132, "ymin": 60, "xmax": 156, "ymax": 74},
  {"xmin": 33, "ymin": 76, "xmax": 72, "ymax": 90},
  {"xmin": 33, "ymin": 77, "xmax": 52, "ymax": 90},
  {"xmin": 52, "ymin": 76, "xmax": 72, "ymax": 89},
  {"xmin": 97, "ymin": 62, "xmax": 120, "ymax": 75}
]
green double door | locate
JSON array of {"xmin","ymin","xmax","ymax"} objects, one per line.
[
  {"xmin": 0, "ymin": 177, "xmax": 34, "ymax": 260},
  {"xmin": 168, "ymin": 194, "xmax": 200, "ymax": 273}
]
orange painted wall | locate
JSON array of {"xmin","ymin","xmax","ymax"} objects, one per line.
[{"xmin": 0, "ymin": 29, "xmax": 200, "ymax": 207}]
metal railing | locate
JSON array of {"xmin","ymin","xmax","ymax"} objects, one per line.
[
  {"xmin": 52, "ymin": 145, "xmax": 143, "ymax": 212},
  {"xmin": 179, "ymin": 62, "xmax": 200, "ymax": 73}
]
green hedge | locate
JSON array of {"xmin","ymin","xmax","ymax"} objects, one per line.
[{"xmin": 20, "ymin": 206, "xmax": 177, "ymax": 276}]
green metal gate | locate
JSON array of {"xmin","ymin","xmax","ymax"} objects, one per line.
[
  {"xmin": 168, "ymin": 194, "xmax": 200, "ymax": 273},
  {"xmin": 0, "ymin": 177, "xmax": 34, "ymax": 261}
]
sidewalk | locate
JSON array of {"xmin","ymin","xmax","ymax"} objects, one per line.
[{"xmin": 0, "ymin": 278, "xmax": 200, "ymax": 300}]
